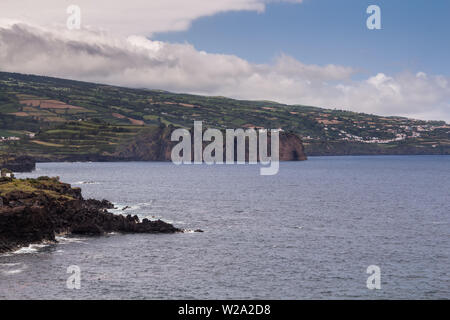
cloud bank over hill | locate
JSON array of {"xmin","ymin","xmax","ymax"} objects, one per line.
[
  {"xmin": 0, "ymin": 0, "xmax": 303, "ymax": 35},
  {"xmin": 0, "ymin": 1, "xmax": 449, "ymax": 122}
]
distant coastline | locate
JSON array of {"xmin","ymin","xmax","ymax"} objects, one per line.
[{"xmin": 1, "ymin": 71, "xmax": 448, "ymax": 160}]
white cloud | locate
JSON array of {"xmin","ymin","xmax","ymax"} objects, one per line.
[
  {"xmin": 0, "ymin": 22, "xmax": 449, "ymax": 122},
  {"xmin": 0, "ymin": 0, "xmax": 302, "ymax": 36}
]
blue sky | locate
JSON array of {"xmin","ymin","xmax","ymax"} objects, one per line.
[{"xmin": 155, "ymin": 0, "xmax": 450, "ymax": 77}]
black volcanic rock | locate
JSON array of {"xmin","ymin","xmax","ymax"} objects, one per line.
[{"xmin": 0, "ymin": 177, "xmax": 184, "ymax": 253}]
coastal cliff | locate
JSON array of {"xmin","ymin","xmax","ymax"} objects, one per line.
[
  {"xmin": 0, "ymin": 176, "xmax": 182, "ymax": 253},
  {"xmin": 0, "ymin": 155, "xmax": 36, "ymax": 172},
  {"xmin": 114, "ymin": 126, "xmax": 308, "ymax": 161},
  {"xmin": 278, "ymin": 132, "xmax": 307, "ymax": 161},
  {"xmin": 5, "ymin": 126, "xmax": 307, "ymax": 163}
]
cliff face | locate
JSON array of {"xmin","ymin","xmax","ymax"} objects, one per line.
[
  {"xmin": 278, "ymin": 133, "xmax": 308, "ymax": 161},
  {"xmin": 114, "ymin": 126, "xmax": 307, "ymax": 162},
  {"xmin": 114, "ymin": 125, "xmax": 174, "ymax": 161},
  {"xmin": 1, "ymin": 126, "xmax": 307, "ymax": 163},
  {"xmin": 0, "ymin": 156, "xmax": 36, "ymax": 172},
  {"xmin": 0, "ymin": 177, "xmax": 182, "ymax": 253}
]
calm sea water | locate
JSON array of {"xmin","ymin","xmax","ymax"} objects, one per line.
[{"xmin": 1, "ymin": 156, "xmax": 449, "ymax": 299}]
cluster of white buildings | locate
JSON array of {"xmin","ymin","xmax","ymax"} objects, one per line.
[
  {"xmin": 337, "ymin": 130, "xmax": 408, "ymax": 144},
  {"xmin": 310, "ymin": 118, "xmax": 450, "ymax": 144},
  {"xmin": 0, "ymin": 136, "xmax": 20, "ymax": 142},
  {"xmin": 414, "ymin": 124, "xmax": 450, "ymax": 132},
  {"xmin": 302, "ymin": 119, "xmax": 449, "ymax": 143},
  {"xmin": 0, "ymin": 132, "xmax": 34, "ymax": 142}
]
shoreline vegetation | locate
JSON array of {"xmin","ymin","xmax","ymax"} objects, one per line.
[{"xmin": 0, "ymin": 176, "xmax": 190, "ymax": 254}]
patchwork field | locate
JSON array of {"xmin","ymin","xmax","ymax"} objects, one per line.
[{"xmin": 0, "ymin": 71, "xmax": 449, "ymax": 159}]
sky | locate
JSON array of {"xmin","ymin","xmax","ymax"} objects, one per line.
[
  {"xmin": 0, "ymin": 0, "xmax": 449, "ymax": 121},
  {"xmin": 155, "ymin": 0, "xmax": 450, "ymax": 77}
]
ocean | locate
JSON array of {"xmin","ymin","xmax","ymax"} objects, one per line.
[{"xmin": 1, "ymin": 156, "xmax": 449, "ymax": 299}]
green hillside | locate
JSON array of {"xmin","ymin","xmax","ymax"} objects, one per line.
[{"xmin": 0, "ymin": 71, "xmax": 449, "ymax": 159}]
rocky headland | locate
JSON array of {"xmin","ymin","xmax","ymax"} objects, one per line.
[
  {"xmin": 114, "ymin": 125, "xmax": 308, "ymax": 162},
  {"xmin": 0, "ymin": 176, "xmax": 183, "ymax": 254}
]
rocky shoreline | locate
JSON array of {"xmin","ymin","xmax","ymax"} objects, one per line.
[{"xmin": 0, "ymin": 176, "xmax": 186, "ymax": 254}]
